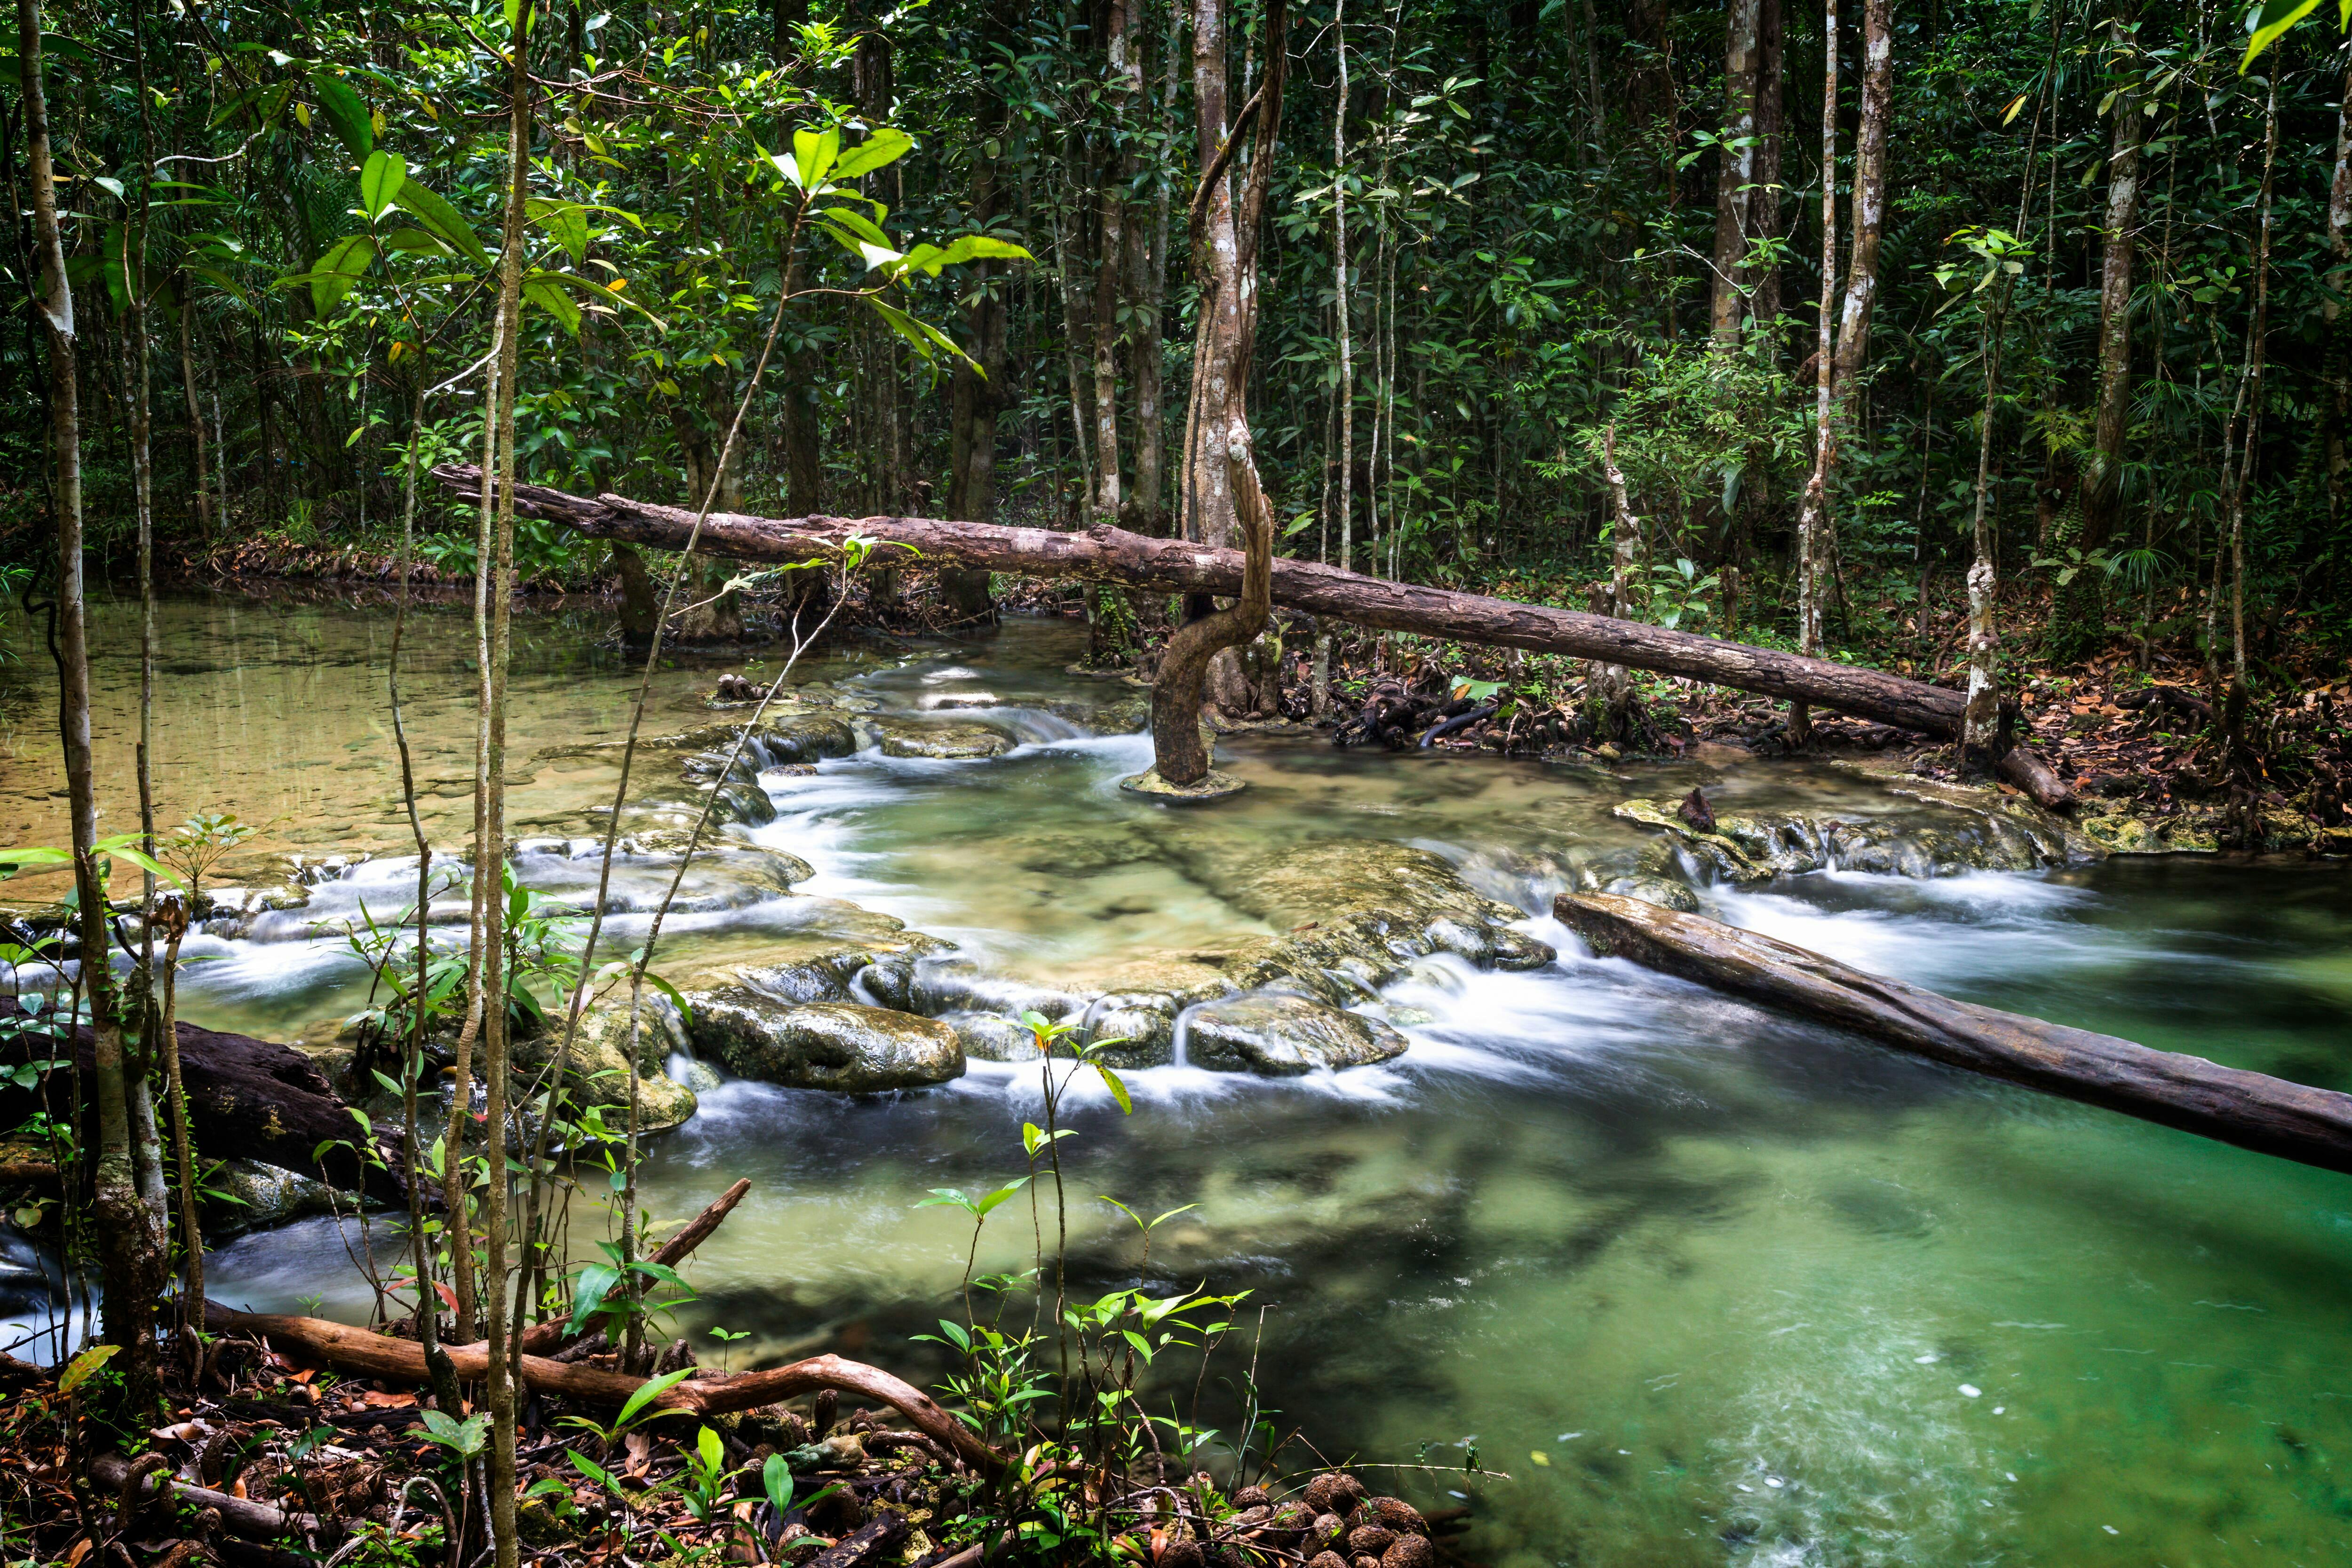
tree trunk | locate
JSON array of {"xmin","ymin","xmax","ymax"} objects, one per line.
[
  {"xmin": 1750, "ymin": 0, "xmax": 1784, "ymax": 344},
  {"xmin": 1828, "ymin": 0, "xmax": 1890, "ymax": 401},
  {"xmin": 1710, "ymin": 0, "xmax": 1761, "ymax": 347},
  {"xmin": 1141, "ymin": 0, "xmax": 1287, "ymax": 790},
  {"xmin": 2325, "ymin": 55, "xmax": 2352, "ymax": 528},
  {"xmin": 1316, "ymin": 0, "xmax": 1354, "ymax": 716},
  {"xmin": 943, "ymin": 43, "xmax": 1011, "ymax": 626},
  {"xmin": 177, "ymin": 279, "xmax": 213, "ymax": 536},
  {"xmin": 1125, "ymin": 0, "xmax": 1178, "ymax": 540},
  {"xmin": 1790, "ymin": 0, "xmax": 1838, "ymax": 744},
  {"xmin": 21, "ymin": 0, "xmax": 166, "ymax": 1405},
  {"xmin": 2049, "ymin": 29, "xmax": 2144, "ymax": 660},
  {"xmin": 1591, "ymin": 426, "xmax": 1639, "ymax": 732},
  {"xmin": 1962, "ymin": 282, "xmax": 2007, "ymax": 773},
  {"xmin": 1557, "ymin": 894, "xmax": 2352, "ymax": 1176}
]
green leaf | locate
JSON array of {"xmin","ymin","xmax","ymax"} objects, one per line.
[
  {"xmin": 975, "ymin": 1178, "xmax": 1029, "ymax": 1217},
  {"xmin": 817, "ymin": 206, "xmax": 891, "ymax": 248},
  {"xmin": 390, "ymin": 181, "xmax": 493, "ymax": 269},
  {"xmin": 1093, "ymin": 1062, "xmax": 1132, "ymax": 1115},
  {"xmin": 522, "ymin": 274, "xmax": 581, "ymax": 336},
  {"xmin": 615, "ymin": 1366, "xmax": 695, "ymax": 1430},
  {"xmin": 933, "ymin": 235, "xmax": 1033, "ymax": 268},
  {"xmin": 569, "ymin": 1261, "xmax": 622, "ymax": 1330},
  {"xmin": 762, "ymin": 1453, "xmax": 793, "ymax": 1515},
  {"xmin": 306, "ymin": 234, "xmax": 377, "ymax": 316},
  {"xmin": 829, "ymin": 127, "xmax": 914, "ymax": 182},
  {"xmin": 360, "ymin": 151, "xmax": 405, "ymax": 222},
  {"xmin": 311, "ymin": 73, "xmax": 373, "ymax": 161},
  {"xmin": 572, "ymin": 1450, "xmax": 624, "ymax": 1495},
  {"xmin": 57, "ymin": 1343, "xmax": 119, "ymax": 1394},
  {"xmin": 2242, "ymin": 0, "xmax": 2325, "ymax": 70},
  {"xmin": 868, "ymin": 298, "xmax": 976, "ymax": 373},
  {"xmin": 697, "ymin": 1425, "xmax": 724, "ymax": 1477},
  {"xmin": 526, "ymin": 198, "xmax": 590, "ymax": 265},
  {"xmin": 791, "ymin": 126, "xmax": 841, "ymax": 191}
]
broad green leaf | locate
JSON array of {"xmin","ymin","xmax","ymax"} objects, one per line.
[
  {"xmin": 934, "ymin": 235, "xmax": 1033, "ymax": 268},
  {"xmin": 869, "ymin": 298, "xmax": 977, "ymax": 373},
  {"xmin": 526, "ymin": 197, "xmax": 590, "ymax": 265},
  {"xmin": 1093, "ymin": 1061, "xmax": 1132, "ymax": 1114},
  {"xmin": 311, "ymin": 73, "xmax": 373, "ymax": 161},
  {"xmin": 2241, "ymin": 0, "xmax": 2322, "ymax": 70},
  {"xmin": 381, "ymin": 227, "xmax": 453, "ymax": 256},
  {"xmin": 615, "ymin": 1366, "xmax": 695, "ymax": 1429},
  {"xmin": 975, "ymin": 1178, "xmax": 1029, "ymax": 1216},
  {"xmin": 390, "ymin": 181, "xmax": 493, "ymax": 269},
  {"xmin": 522, "ymin": 274, "xmax": 581, "ymax": 336},
  {"xmin": 309, "ymin": 234, "xmax": 377, "ymax": 316},
  {"xmin": 697, "ymin": 1425, "xmax": 723, "ymax": 1476},
  {"xmin": 817, "ymin": 206, "xmax": 891, "ymax": 247},
  {"xmin": 57, "ymin": 1342, "xmax": 119, "ymax": 1394},
  {"xmin": 829, "ymin": 127, "xmax": 914, "ymax": 182},
  {"xmin": 792, "ymin": 127, "xmax": 841, "ymax": 191},
  {"xmin": 568, "ymin": 1261, "xmax": 621, "ymax": 1330},
  {"xmin": 761, "ymin": 1453, "xmax": 793, "ymax": 1514},
  {"xmin": 360, "ymin": 151, "xmax": 405, "ymax": 221}
]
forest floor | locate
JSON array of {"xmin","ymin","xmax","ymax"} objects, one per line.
[{"xmin": 0, "ymin": 1343, "xmax": 1468, "ymax": 1568}]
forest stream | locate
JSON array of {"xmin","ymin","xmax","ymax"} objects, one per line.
[{"xmin": 6, "ymin": 590, "xmax": 2351, "ymax": 1568}]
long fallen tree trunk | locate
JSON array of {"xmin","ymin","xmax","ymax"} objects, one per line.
[
  {"xmin": 1556, "ymin": 894, "xmax": 2352, "ymax": 1174},
  {"xmin": 201, "ymin": 1302, "xmax": 1004, "ymax": 1474},
  {"xmin": 430, "ymin": 466, "xmax": 2070, "ymax": 806}
]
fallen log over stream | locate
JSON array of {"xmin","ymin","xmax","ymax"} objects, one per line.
[
  {"xmin": 1556, "ymin": 894, "xmax": 2352, "ymax": 1174},
  {"xmin": 430, "ymin": 466, "xmax": 2072, "ymax": 807},
  {"xmin": 200, "ymin": 1302, "xmax": 1005, "ymax": 1474}
]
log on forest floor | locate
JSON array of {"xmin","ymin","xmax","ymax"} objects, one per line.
[
  {"xmin": 199, "ymin": 1302, "xmax": 1006, "ymax": 1475},
  {"xmin": 1555, "ymin": 894, "xmax": 2352, "ymax": 1174},
  {"xmin": 429, "ymin": 466, "xmax": 2074, "ymax": 808},
  {"xmin": 0, "ymin": 1000, "xmax": 407, "ymax": 1205}
]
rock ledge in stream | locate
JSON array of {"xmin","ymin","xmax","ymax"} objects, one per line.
[
  {"xmin": 690, "ymin": 996, "xmax": 964, "ymax": 1092},
  {"xmin": 1613, "ymin": 793, "xmax": 2078, "ymax": 883},
  {"xmin": 1183, "ymin": 992, "xmax": 1407, "ymax": 1074}
]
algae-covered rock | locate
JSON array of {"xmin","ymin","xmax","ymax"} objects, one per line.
[
  {"xmin": 1182, "ymin": 992, "xmax": 1408, "ymax": 1076},
  {"xmin": 689, "ymin": 996, "xmax": 964, "ymax": 1091},
  {"xmin": 944, "ymin": 1011, "xmax": 1040, "ymax": 1062},
  {"xmin": 203, "ymin": 1158, "xmax": 347, "ymax": 1237},
  {"xmin": 514, "ymin": 993, "xmax": 699, "ymax": 1132},
  {"xmin": 1602, "ymin": 874, "xmax": 1703, "ymax": 913},
  {"xmin": 1614, "ymin": 793, "xmax": 2075, "ymax": 883},
  {"xmin": 863, "ymin": 719, "xmax": 1017, "ymax": 760},
  {"xmin": 755, "ymin": 712, "xmax": 858, "ymax": 765}
]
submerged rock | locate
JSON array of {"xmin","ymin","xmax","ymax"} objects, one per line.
[
  {"xmin": 203, "ymin": 1158, "xmax": 348, "ymax": 1237},
  {"xmin": 860, "ymin": 718, "xmax": 1017, "ymax": 760},
  {"xmin": 944, "ymin": 1010, "xmax": 1040, "ymax": 1062},
  {"xmin": 2080, "ymin": 812, "xmax": 2220, "ymax": 855},
  {"xmin": 1182, "ymin": 992, "xmax": 1408, "ymax": 1075},
  {"xmin": 1613, "ymin": 792, "xmax": 2078, "ymax": 884},
  {"xmin": 689, "ymin": 996, "xmax": 964, "ymax": 1091}
]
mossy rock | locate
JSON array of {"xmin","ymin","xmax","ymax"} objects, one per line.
[
  {"xmin": 863, "ymin": 719, "xmax": 1018, "ymax": 760},
  {"xmin": 1119, "ymin": 767, "xmax": 1247, "ymax": 801},
  {"xmin": 2081, "ymin": 814, "xmax": 2219, "ymax": 855},
  {"xmin": 688, "ymin": 995, "xmax": 964, "ymax": 1092},
  {"xmin": 514, "ymin": 994, "xmax": 699, "ymax": 1132},
  {"xmin": 1182, "ymin": 993, "xmax": 1408, "ymax": 1075}
]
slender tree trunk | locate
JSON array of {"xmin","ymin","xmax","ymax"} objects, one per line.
[
  {"xmin": 1710, "ymin": 0, "xmax": 1761, "ymax": 346},
  {"xmin": 1315, "ymin": 0, "xmax": 1353, "ymax": 716},
  {"xmin": 1593, "ymin": 426, "xmax": 1640, "ymax": 733},
  {"xmin": 1125, "ymin": 0, "xmax": 1177, "ymax": 539},
  {"xmin": 177, "ymin": 281, "xmax": 212, "ymax": 537},
  {"xmin": 2050, "ymin": 19, "xmax": 2144, "ymax": 658},
  {"xmin": 2324, "ymin": 55, "xmax": 2352, "ymax": 527},
  {"xmin": 23, "ymin": 0, "xmax": 165, "ymax": 1402},
  {"xmin": 944, "ymin": 28, "xmax": 1012, "ymax": 620},
  {"xmin": 1751, "ymin": 0, "xmax": 1785, "ymax": 345},
  {"xmin": 1141, "ymin": 0, "xmax": 1286, "ymax": 789},
  {"xmin": 1962, "ymin": 283, "xmax": 2010, "ymax": 772},
  {"xmin": 2232, "ymin": 73, "xmax": 2279, "ymax": 687},
  {"xmin": 1089, "ymin": 0, "xmax": 1135, "ymax": 523},
  {"xmin": 1790, "ymin": 0, "xmax": 1838, "ymax": 745},
  {"xmin": 1828, "ymin": 0, "xmax": 1889, "ymax": 400}
]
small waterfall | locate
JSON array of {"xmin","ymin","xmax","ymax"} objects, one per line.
[{"xmin": 1169, "ymin": 999, "xmax": 1213, "ymax": 1069}]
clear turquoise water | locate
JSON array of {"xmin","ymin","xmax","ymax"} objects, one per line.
[{"xmin": 11, "ymin": 594, "xmax": 2352, "ymax": 1567}]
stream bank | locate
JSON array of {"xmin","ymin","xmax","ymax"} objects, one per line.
[{"xmin": 5, "ymin": 590, "xmax": 2351, "ymax": 1568}]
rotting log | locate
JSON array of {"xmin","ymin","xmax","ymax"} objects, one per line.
[
  {"xmin": 199, "ymin": 1302, "xmax": 1004, "ymax": 1474},
  {"xmin": 0, "ymin": 1000, "xmax": 407, "ymax": 1205},
  {"xmin": 451, "ymin": 1177, "xmax": 750, "ymax": 1359},
  {"xmin": 93, "ymin": 1452, "xmax": 329, "ymax": 1543},
  {"xmin": 429, "ymin": 466, "xmax": 2072, "ymax": 807},
  {"xmin": 1556, "ymin": 894, "xmax": 2352, "ymax": 1174}
]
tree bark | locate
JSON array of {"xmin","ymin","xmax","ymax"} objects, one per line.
[
  {"xmin": 21, "ymin": 0, "xmax": 166, "ymax": 1403},
  {"xmin": 2050, "ymin": 28, "xmax": 2144, "ymax": 659},
  {"xmin": 1710, "ymin": 0, "xmax": 1761, "ymax": 346},
  {"xmin": 1828, "ymin": 0, "xmax": 1890, "ymax": 402},
  {"xmin": 2326, "ymin": 55, "xmax": 2352, "ymax": 527},
  {"xmin": 177, "ymin": 280, "xmax": 213, "ymax": 536},
  {"xmin": 1790, "ymin": 0, "xmax": 1838, "ymax": 745},
  {"xmin": 1556, "ymin": 894, "xmax": 2352, "ymax": 1176},
  {"xmin": 1144, "ymin": 0, "xmax": 1287, "ymax": 787},
  {"xmin": 1750, "ymin": 0, "xmax": 1784, "ymax": 343}
]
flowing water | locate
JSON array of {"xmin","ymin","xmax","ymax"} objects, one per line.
[{"xmin": 7, "ymin": 590, "xmax": 2352, "ymax": 1568}]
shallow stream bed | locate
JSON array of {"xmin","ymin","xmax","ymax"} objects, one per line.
[{"xmin": 7, "ymin": 590, "xmax": 2352, "ymax": 1568}]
